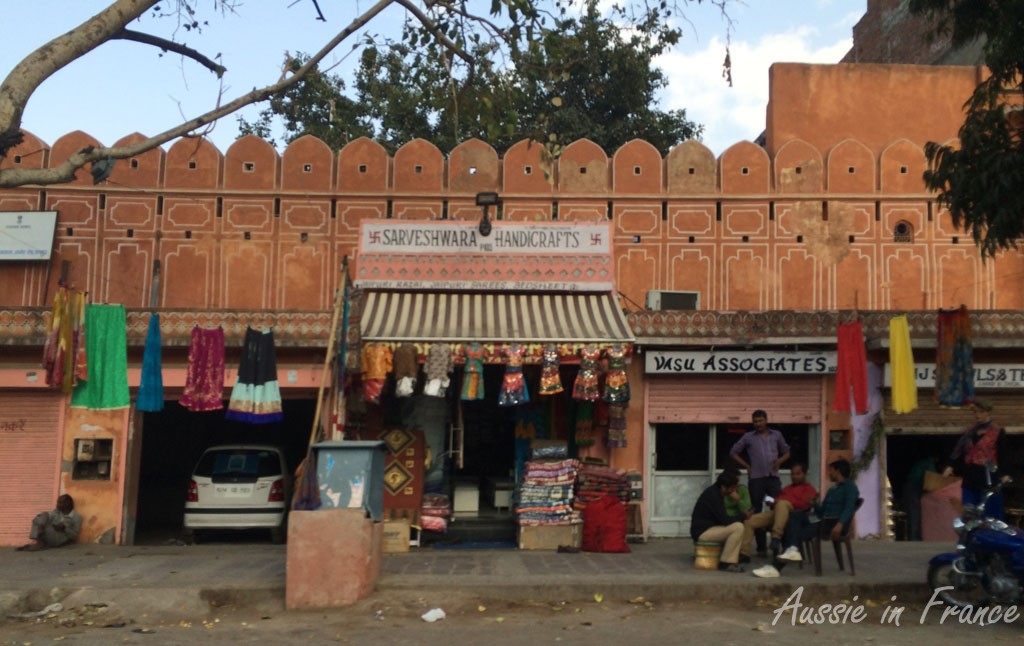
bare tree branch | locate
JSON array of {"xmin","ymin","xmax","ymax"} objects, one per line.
[
  {"xmin": 0, "ymin": 0, "xmax": 394, "ymax": 188},
  {"xmin": 0, "ymin": 0, "xmax": 158, "ymax": 158},
  {"xmin": 112, "ymin": 28, "xmax": 227, "ymax": 77}
]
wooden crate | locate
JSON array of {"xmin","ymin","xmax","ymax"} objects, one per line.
[
  {"xmin": 381, "ymin": 519, "xmax": 410, "ymax": 553},
  {"xmin": 517, "ymin": 523, "xmax": 582, "ymax": 551}
]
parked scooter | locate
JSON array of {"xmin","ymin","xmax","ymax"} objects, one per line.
[{"xmin": 927, "ymin": 466, "xmax": 1024, "ymax": 608}]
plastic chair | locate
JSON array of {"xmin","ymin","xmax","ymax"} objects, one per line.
[{"xmin": 803, "ymin": 497, "xmax": 863, "ymax": 576}]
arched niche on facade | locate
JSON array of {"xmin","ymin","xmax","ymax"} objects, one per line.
[
  {"xmin": 165, "ymin": 137, "xmax": 222, "ymax": 190},
  {"xmin": 826, "ymin": 138, "xmax": 876, "ymax": 194},
  {"xmin": 880, "ymin": 138, "xmax": 927, "ymax": 194},
  {"xmin": 774, "ymin": 139, "xmax": 823, "ymax": 193},
  {"xmin": 337, "ymin": 137, "xmax": 388, "ymax": 194},
  {"xmin": 719, "ymin": 140, "xmax": 770, "ymax": 195},
  {"xmin": 503, "ymin": 139, "xmax": 554, "ymax": 194},
  {"xmin": 108, "ymin": 133, "xmax": 162, "ymax": 188},
  {"xmin": 224, "ymin": 135, "xmax": 278, "ymax": 191},
  {"xmin": 666, "ymin": 139, "xmax": 717, "ymax": 195},
  {"xmin": 393, "ymin": 138, "xmax": 444, "ymax": 193},
  {"xmin": 613, "ymin": 139, "xmax": 662, "ymax": 195},
  {"xmin": 282, "ymin": 135, "xmax": 334, "ymax": 192},
  {"xmin": 0, "ymin": 130, "xmax": 48, "ymax": 172},
  {"xmin": 558, "ymin": 138, "xmax": 609, "ymax": 193},
  {"xmin": 449, "ymin": 138, "xmax": 499, "ymax": 193},
  {"xmin": 49, "ymin": 131, "xmax": 103, "ymax": 186}
]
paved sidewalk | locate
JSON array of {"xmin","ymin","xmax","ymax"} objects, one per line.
[{"xmin": 0, "ymin": 539, "xmax": 941, "ymax": 621}]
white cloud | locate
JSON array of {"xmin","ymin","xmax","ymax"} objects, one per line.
[{"xmin": 657, "ymin": 27, "xmax": 852, "ymax": 156}]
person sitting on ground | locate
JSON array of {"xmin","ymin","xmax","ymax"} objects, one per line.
[
  {"xmin": 690, "ymin": 470, "xmax": 750, "ymax": 573},
  {"xmin": 753, "ymin": 459, "xmax": 859, "ymax": 578},
  {"xmin": 740, "ymin": 461, "xmax": 817, "ymax": 563},
  {"xmin": 17, "ymin": 494, "xmax": 81, "ymax": 552}
]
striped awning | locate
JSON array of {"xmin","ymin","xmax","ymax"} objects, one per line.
[{"xmin": 360, "ymin": 291, "xmax": 634, "ymax": 344}]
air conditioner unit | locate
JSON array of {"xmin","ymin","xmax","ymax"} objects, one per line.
[{"xmin": 645, "ymin": 290, "xmax": 700, "ymax": 311}]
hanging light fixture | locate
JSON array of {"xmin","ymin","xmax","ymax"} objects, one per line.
[{"xmin": 476, "ymin": 191, "xmax": 499, "ymax": 237}]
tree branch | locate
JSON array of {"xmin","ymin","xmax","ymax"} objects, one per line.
[
  {"xmin": 0, "ymin": 0, "xmax": 158, "ymax": 158},
  {"xmin": 111, "ymin": 28, "xmax": 227, "ymax": 78},
  {"xmin": 393, "ymin": 0, "xmax": 476, "ymax": 69},
  {"xmin": 0, "ymin": 0, "xmax": 395, "ymax": 188}
]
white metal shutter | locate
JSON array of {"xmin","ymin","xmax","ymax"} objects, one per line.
[
  {"xmin": 647, "ymin": 375, "xmax": 823, "ymax": 424},
  {"xmin": 0, "ymin": 392, "xmax": 63, "ymax": 546}
]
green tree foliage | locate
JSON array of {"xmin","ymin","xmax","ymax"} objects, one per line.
[
  {"xmin": 910, "ymin": 0, "xmax": 1024, "ymax": 257},
  {"xmin": 239, "ymin": 0, "xmax": 703, "ymax": 155}
]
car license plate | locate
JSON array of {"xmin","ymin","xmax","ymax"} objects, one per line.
[{"xmin": 215, "ymin": 485, "xmax": 253, "ymax": 497}]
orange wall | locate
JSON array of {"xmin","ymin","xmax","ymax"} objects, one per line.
[
  {"xmin": 59, "ymin": 406, "xmax": 129, "ymax": 544},
  {"xmin": 3, "ymin": 63, "xmax": 1019, "ymax": 317}
]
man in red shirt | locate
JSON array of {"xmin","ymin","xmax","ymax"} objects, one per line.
[{"xmin": 740, "ymin": 462, "xmax": 817, "ymax": 562}]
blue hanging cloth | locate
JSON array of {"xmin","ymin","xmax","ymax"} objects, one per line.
[{"xmin": 136, "ymin": 313, "xmax": 164, "ymax": 412}]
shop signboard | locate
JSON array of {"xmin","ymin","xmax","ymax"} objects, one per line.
[
  {"xmin": 0, "ymin": 211, "xmax": 57, "ymax": 260},
  {"xmin": 645, "ymin": 350, "xmax": 837, "ymax": 375},
  {"xmin": 354, "ymin": 220, "xmax": 614, "ymax": 291},
  {"xmin": 883, "ymin": 364, "xmax": 1024, "ymax": 389}
]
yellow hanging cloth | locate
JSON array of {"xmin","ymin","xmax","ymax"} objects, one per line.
[{"xmin": 889, "ymin": 315, "xmax": 918, "ymax": 413}]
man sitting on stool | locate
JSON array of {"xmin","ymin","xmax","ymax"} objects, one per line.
[
  {"xmin": 17, "ymin": 494, "xmax": 82, "ymax": 552},
  {"xmin": 690, "ymin": 471, "xmax": 750, "ymax": 573}
]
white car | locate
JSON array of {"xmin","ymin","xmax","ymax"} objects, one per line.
[{"xmin": 184, "ymin": 445, "xmax": 290, "ymax": 543}]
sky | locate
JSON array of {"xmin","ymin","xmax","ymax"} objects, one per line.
[{"xmin": 0, "ymin": 1, "xmax": 861, "ymax": 157}]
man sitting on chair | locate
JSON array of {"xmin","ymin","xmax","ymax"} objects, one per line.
[
  {"xmin": 753, "ymin": 459, "xmax": 858, "ymax": 578},
  {"xmin": 740, "ymin": 462, "xmax": 817, "ymax": 564}
]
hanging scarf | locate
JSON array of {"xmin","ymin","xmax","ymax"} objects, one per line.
[
  {"xmin": 136, "ymin": 313, "xmax": 165, "ymax": 412},
  {"xmin": 70, "ymin": 304, "xmax": 130, "ymax": 410},
  {"xmin": 936, "ymin": 306, "xmax": 974, "ymax": 406},
  {"xmin": 888, "ymin": 315, "xmax": 917, "ymax": 414}
]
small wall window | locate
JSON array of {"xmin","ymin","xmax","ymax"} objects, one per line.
[
  {"xmin": 894, "ymin": 220, "xmax": 914, "ymax": 243},
  {"xmin": 243, "ymin": 161, "xmax": 255, "ymax": 172},
  {"xmin": 303, "ymin": 163, "xmax": 313, "ymax": 173},
  {"xmin": 73, "ymin": 438, "xmax": 113, "ymax": 481}
]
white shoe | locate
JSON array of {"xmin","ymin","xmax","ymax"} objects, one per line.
[
  {"xmin": 752, "ymin": 564, "xmax": 780, "ymax": 578},
  {"xmin": 779, "ymin": 546, "xmax": 803, "ymax": 562}
]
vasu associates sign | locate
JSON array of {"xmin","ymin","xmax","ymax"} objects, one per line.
[{"xmin": 645, "ymin": 350, "xmax": 837, "ymax": 375}]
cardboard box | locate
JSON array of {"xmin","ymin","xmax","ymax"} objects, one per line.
[
  {"xmin": 381, "ymin": 519, "xmax": 410, "ymax": 553},
  {"xmin": 517, "ymin": 523, "xmax": 582, "ymax": 550},
  {"xmin": 923, "ymin": 471, "xmax": 960, "ymax": 492}
]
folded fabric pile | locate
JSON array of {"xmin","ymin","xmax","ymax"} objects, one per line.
[
  {"xmin": 516, "ymin": 459, "xmax": 582, "ymax": 526},
  {"xmin": 421, "ymin": 493, "xmax": 451, "ymax": 533},
  {"xmin": 575, "ymin": 462, "xmax": 631, "ymax": 511}
]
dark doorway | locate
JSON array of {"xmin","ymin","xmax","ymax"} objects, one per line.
[{"xmin": 133, "ymin": 399, "xmax": 314, "ymax": 543}]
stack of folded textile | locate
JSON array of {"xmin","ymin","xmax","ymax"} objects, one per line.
[
  {"xmin": 575, "ymin": 462, "xmax": 631, "ymax": 511},
  {"xmin": 421, "ymin": 493, "xmax": 451, "ymax": 532},
  {"xmin": 516, "ymin": 459, "xmax": 581, "ymax": 526}
]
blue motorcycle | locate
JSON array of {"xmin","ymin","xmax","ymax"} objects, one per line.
[{"xmin": 927, "ymin": 471, "xmax": 1024, "ymax": 607}]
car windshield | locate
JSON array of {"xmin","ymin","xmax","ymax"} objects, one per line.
[{"xmin": 194, "ymin": 449, "xmax": 282, "ymax": 478}]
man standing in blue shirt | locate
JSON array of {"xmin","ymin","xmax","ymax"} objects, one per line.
[{"xmin": 730, "ymin": 410, "xmax": 790, "ymax": 556}]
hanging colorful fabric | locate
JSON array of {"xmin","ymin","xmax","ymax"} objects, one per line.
[
  {"xmin": 70, "ymin": 304, "xmax": 130, "ymax": 410},
  {"xmin": 499, "ymin": 344, "xmax": 530, "ymax": 406},
  {"xmin": 227, "ymin": 326, "xmax": 284, "ymax": 424},
  {"xmin": 572, "ymin": 345, "xmax": 601, "ymax": 401},
  {"xmin": 460, "ymin": 342, "xmax": 485, "ymax": 400},
  {"xmin": 889, "ymin": 315, "xmax": 917, "ymax": 414},
  {"xmin": 393, "ymin": 342, "xmax": 419, "ymax": 397},
  {"xmin": 43, "ymin": 286, "xmax": 86, "ymax": 393},
  {"xmin": 574, "ymin": 401, "xmax": 596, "ymax": 446},
  {"xmin": 539, "ymin": 344, "xmax": 563, "ymax": 395},
  {"xmin": 361, "ymin": 342, "xmax": 393, "ymax": 404},
  {"xmin": 606, "ymin": 403, "xmax": 628, "ymax": 448},
  {"xmin": 833, "ymin": 320, "xmax": 868, "ymax": 414},
  {"xmin": 424, "ymin": 343, "xmax": 453, "ymax": 397},
  {"xmin": 136, "ymin": 313, "xmax": 165, "ymax": 412},
  {"xmin": 602, "ymin": 345, "xmax": 630, "ymax": 404},
  {"xmin": 180, "ymin": 326, "xmax": 226, "ymax": 412},
  {"xmin": 936, "ymin": 305, "xmax": 974, "ymax": 406}
]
